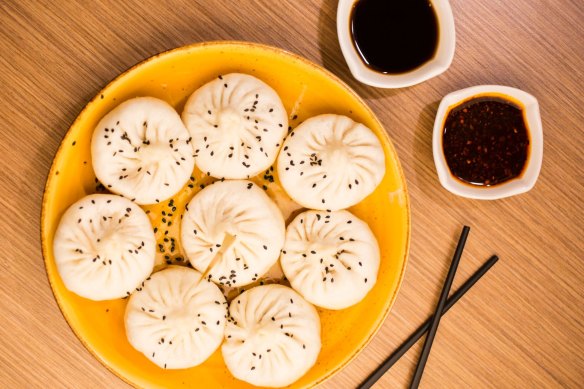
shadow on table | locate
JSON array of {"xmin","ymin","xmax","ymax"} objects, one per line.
[{"xmin": 413, "ymin": 100, "xmax": 443, "ymax": 198}]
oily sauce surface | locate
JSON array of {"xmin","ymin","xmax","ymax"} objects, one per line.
[
  {"xmin": 442, "ymin": 97, "xmax": 530, "ymax": 186},
  {"xmin": 350, "ymin": 0, "xmax": 438, "ymax": 74}
]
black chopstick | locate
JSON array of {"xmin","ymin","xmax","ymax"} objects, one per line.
[
  {"xmin": 358, "ymin": 254, "xmax": 498, "ymax": 389},
  {"xmin": 409, "ymin": 225, "xmax": 470, "ymax": 388}
]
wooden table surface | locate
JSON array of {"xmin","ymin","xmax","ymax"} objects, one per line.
[{"xmin": 1, "ymin": 0, "xmax": 582, "ymax": 388}]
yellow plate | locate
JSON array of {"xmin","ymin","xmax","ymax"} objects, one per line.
[{"xmin": 41, "ymin": 41, "xmax": 410, "ymax": 388}]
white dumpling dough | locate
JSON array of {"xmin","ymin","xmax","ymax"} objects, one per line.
[
  {"xmin": 180, "ymin": 180, "xmax": 285, "ymax": 287},
  {"xmin": 53, "ymin": 194, "xmax": 155, "ymax": 300},
  {"xmin": 280, "ymin": 210, "xmax": 380, "ymax": 310},
  {"xmin": 125, "ymin": 266, "xmax": 227, "ymax": 369},
  {"xmin": 182, "ymin": 73, "xmax": 288, "ymax": 179},
  {"xmin": 222, "ymin": 285, "xmax": 321, "ymax": 387},
  {"xmin": 277, "ymin": 114, "xmax": 385, "ymax": 210},
  {"xmin": 91, "ymin": 97, "xmax": 195, "ymax": 205}
]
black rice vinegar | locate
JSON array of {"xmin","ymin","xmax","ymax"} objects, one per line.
[{"xmin": 350, "ymin": 0, "xmax": 439, "ymax": 74}]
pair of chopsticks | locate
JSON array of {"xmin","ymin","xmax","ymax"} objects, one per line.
[{"xmin": 360, "ymin": 226, "xmax": 498, "ymax": 388}]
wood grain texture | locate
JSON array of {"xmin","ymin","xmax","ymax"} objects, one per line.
[{"xmin": 0, "ymin": 0, "xmax": 582, "ymax": 388}]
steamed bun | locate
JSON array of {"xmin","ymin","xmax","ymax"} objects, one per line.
[
  {"xmin": 280, "ymin": 210, "xmax": 380, "ymax": 309},
  {"xmin": 91, "ymin": 97, "xmax": 195, "ymax": 205},
  {"xmin": 125, "ymin": 266, "xmax": 227, "ymax": 369},
  {"xmin": 277, "ymin": 114, "xmax": 385, "ymax": 210},
  {"xmin": 180, "ymin": 180, "xmax": 285, "ymax": 287},
  {"xmin": 222, "ymin": 285, "xmax": 321, "ymax": 387},
  {"xmin": 182, "ymin": 73, "xmax": 288, "ymax": 179},
  {"xmin": 52, "ymin": 194, "xmax": 155, "ymax": 300}
]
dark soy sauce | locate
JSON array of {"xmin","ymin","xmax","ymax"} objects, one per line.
[{"xmin": 350, "ymin": 0, "xmax": 439, "ymax": 74}]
